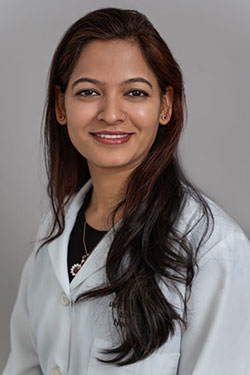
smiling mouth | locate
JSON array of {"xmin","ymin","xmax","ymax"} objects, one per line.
[
  {"xmin": 93, "ymin": 133, "xmax": 129, "ymax": 139},
  {"xmin": 90, "ymin": 132, "xmax": 133, "ymax": 144}
]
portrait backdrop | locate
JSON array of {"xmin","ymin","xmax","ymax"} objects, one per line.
[{"xmin": 0, "ymin": 0, "xmax": 249, "ymax": 369}]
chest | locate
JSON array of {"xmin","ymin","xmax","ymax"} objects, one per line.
[{"xmin": 27, "ymin": 249, "xmax": 183, "ymax": 374}]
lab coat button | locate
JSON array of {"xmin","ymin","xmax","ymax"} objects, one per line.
[
  {"xmin": 61, "ymin": 292, "xmax": 70, "ymax": 306},
  {"xmin": 51, "ymin": 366, "xmax": 61, "ymax": 375}
]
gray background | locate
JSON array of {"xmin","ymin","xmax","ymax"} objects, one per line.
[{"xmin": 0, "ymin": 0, "xmax": 249, "ymax": 370}]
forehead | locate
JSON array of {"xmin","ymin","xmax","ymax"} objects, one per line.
[{"xmin": 68, "ymin": 39, "xmax": 159, "ymax": 86}]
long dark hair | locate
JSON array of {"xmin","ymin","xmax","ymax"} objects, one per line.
[{"xmin": 40, "ymin": 7, "xmax": 213, "ymax": 366}]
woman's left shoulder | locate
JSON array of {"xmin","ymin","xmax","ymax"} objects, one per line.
[
  {"xmin": 178, "ymin": 192, "xmax": 250, "ymax": 375},
  {"xmin": 179, "ymin": 189, "xmax": 250, "ymax": 264}
]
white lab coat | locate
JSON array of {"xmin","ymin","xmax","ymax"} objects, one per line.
[{"xmin": 3, "ymin": 179, "xmax": 250, "ymax": 375}]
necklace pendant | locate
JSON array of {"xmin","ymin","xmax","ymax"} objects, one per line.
[
  {"xmin": 70, "ymin": 263, "xmax": 82, "ymax": 276},
  {"xmin": 70, "ymin": 255, "xmax": 89, "ymax": 277}
]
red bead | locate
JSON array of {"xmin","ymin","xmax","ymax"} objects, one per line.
[{"xmin": 71, "ymin": 264, "xmax": 81, "ymax": 276}]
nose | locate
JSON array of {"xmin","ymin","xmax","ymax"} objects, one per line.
[{"xmin": 97, "ymin": 94, "xmax": 126, "ymax": 125}]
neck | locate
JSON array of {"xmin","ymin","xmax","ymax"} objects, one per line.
[{"xmin": 85, "ymin": 164, "xmax": 133, "ymax": 230}]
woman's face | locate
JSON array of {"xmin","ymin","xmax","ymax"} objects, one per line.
[{"xmin": 56, "ymin": 39, "xmax": 172, "ymax": 174}]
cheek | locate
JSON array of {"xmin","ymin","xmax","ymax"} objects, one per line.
[
  {"xmin": 66, "ymin": 103, "xmax": 96, "ymax": 131},
  {"xmin": 131, "ymin": 106, "xmax": 160, "ymax": 133},
  {"xmin": 131, "ymin": 100, "xmax": 160, "ymax": 120},
  {"xmin": 134, "ymin": 105, "xmax": 152, "ymax": 118}
]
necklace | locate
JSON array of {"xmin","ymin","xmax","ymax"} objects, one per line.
[{"xmin": 70, "ymin": 219, "xmax": 107, "ymax": 277}]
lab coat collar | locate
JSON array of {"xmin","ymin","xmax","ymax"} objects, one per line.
[{"xmin": 47, "ymin": 179, "xmax": 121, "ymax": 297}]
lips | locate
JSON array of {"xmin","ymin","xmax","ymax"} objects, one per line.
[
  {"xmin": 90, "ymin": 131, "xmax": 133, "ymax": 145},
  {"xmin": 94, "ymin": 134, "xmax": 129, "ymax": 139},
  {"xmin": 90, "ymin": 131, "xmax": 133, "ymax": 135}
]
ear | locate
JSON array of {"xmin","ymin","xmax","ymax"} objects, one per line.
[
  {"xmin": 159, "ymin": 86, "xmax": 173, "ymax": 126},
  {"xmin": 55, "ymin": 85, "xmax": 67, "ymax": 125}
]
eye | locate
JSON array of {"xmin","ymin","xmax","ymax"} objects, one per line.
[
  {"xmin": 76, "ymin": 89, "xmax": 99, "ymax": 97},
  {"xmin": 127, "ymin": 90, "xmax": 148, "ymax": 97}
]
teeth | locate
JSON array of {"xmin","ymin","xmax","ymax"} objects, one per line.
[{"xmin": 95, "ymin": 134, "xmax": 129, "ymax": 139}]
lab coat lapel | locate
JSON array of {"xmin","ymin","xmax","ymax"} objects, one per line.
[{"xmin": 48, "ymin": 179, "xmax": 93, "ymax": 297}]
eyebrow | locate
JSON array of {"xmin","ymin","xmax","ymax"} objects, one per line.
[{"xmin": 71, "ymin": 77, "xmax": 153, "ymax": 90}]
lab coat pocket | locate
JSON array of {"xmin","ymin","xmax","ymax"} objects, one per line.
[{"xmin": 87, "ymin": 338, "xmax": 180, "ymax": 375}]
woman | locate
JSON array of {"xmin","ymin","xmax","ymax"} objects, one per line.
[{"xmin": 4, "ymin": 7, "xmax": 250, "ymax": 375}]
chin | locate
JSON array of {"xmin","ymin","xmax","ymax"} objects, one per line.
[{"xmin": 100, "ymin": 163, "xmax": 129, "ymax": 169}]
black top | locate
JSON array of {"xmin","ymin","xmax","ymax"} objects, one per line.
[{"xmin": 67, "ymin": 187, "xmax": 108, "ymax": 282}]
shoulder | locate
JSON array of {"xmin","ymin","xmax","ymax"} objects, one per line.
[
  {"xmin": 178, "ymin": 187, "xmax": 250, "ymax": 265},
  {"xmin": 178, "ymin": 193, "xmax": 250, "ymax": 375}
]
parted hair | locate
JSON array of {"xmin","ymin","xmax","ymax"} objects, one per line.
[{"xmin": 40, "ymin": 7, "xmax": 213, "ymax": 366}]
